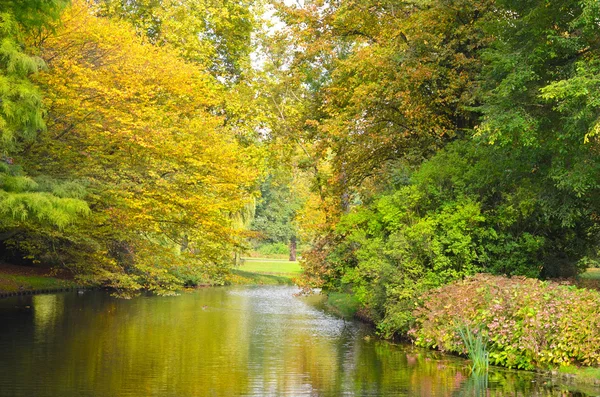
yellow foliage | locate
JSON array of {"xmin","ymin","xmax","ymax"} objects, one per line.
[{"xmin": 23, "ymin": 0, "xmax": 262, "ymax": 291}]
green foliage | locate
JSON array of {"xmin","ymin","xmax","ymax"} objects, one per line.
[
  {"xmin": 0, "ymin": 0, "xmax": 89, "ymax": 231},
  {"xmin": 325, "ymin": 292, "xmax": 360, "ymax": 320},
  {"xmin": 0, "ymin": 12, "xmax": 44, "ymax": 149},
  {"xmin": 163, "ymin": 263, "xmax": 216, "ymax": 288},
  {"xmin": 280, "ymin": 0, "xmax": 600, "ymax": 338},
  {"xmin": 308, "ymin": 136, "xmax": 600, "ymax": 336},
  {"xmin": 476, "ymin": 0, "xmax": 600, "ymax": 210},
  {"xmin": 251, "ymin": 173, "xmax": 301, "ymax": 245},
  {"xmin": 0, "ymin": 0, "xmax": 68, "ymax": 149},
  {"xmin": 411, "ymin": 274, "xmax": 600, "ymax": 370},
  {"xmin": 0, "ymin": 167, "xmax": 90, "ymax": 228}
]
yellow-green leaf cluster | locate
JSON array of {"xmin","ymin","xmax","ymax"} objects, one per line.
[{"xmin": 19, "ymin": 0, "xmax": 261, "ymax": 293}]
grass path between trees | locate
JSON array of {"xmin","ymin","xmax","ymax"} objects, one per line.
[{"xmin": 227, "ymin": 258, "xmax": 302, "ymax": 286}]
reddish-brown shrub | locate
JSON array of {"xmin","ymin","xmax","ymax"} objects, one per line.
[{"xmin": 410, "ymin": 274, "xmax": 600, "ymax": 370}]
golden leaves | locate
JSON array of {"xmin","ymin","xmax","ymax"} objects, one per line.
[{"xmin": 27, "ymin": 0, "xmax": 261, "ymax": 275}]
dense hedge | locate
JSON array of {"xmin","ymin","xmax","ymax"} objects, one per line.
[{"xmin": 410, "ymin": 274, "xmax": 600, "ymax": 370}]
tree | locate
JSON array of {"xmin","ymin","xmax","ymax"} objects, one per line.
[
  {"xmin": 0, "ymin": 0, "xmax": 90, "ymax": 246},
  {"xmin": 474, "ymin": 0, "xmax": 600, "ymax": 276},
  {"xmin": 251, "ymin": 172, "xmax": 301, "ymax": 261},
  {"xmin": 97, "ymin": 0, "xmax": 259, "ymax": 82},
  {"xmin": 273, "ymin": 0, "xmax": 492, "ymax": 196},
  {"xmin": 269, "ymin": 0, "xmax": 600, "ymax": 336},
  {"xmin": 6, "ymin": 0, "xmax": 261, "ymax": 294}
]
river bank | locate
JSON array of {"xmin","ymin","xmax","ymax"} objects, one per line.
[
  {"xmin": 3, "ymin": 260, "xmax": 599, "ymax": 391},
  {"xmin": 0, "ymin": 258, "xmax": 302, "ymax": 297},
  {"xmin": 321, "ymin": 275, "xmax": 600, "ymax": 388},
  {"xmin": 0, "ymin": 262, "xmax": 80, "ymax": 297},
  {"xmin": 2, "ymin": 285, "xmax": 599, "ymax": 396}
]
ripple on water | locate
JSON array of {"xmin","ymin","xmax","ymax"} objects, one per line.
[{"xmin": 0, "ymin": 286, "xmax": 598, "ymax": 397}]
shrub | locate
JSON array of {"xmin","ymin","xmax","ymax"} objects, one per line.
[{"xmin": 410, "ymin": 274, "xmax": 600, "ymax": 370}]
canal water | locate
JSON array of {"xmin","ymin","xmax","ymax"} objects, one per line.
[{"xmin": 0, "ymin": 286, "xmax": 598, "ymax": 396}]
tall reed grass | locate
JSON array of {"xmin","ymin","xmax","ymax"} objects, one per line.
[{"xmin": 457, "ymin": 324, "xmax": 489, "ymax": 374}]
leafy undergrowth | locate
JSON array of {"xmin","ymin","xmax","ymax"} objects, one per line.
[
  {"xmin": 0, "ymin": 274, "xmax": 77, "ymax": 294},
  {"xmin": 411, "ymin": 274, "xmax": 600, "ymax": 371},
  {"xmin": 325, "ymin": 292, "xmax": 360, "ymax": 319}
]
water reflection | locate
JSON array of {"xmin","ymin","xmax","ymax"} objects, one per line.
[{"xmin": 0, "ymin": 286, "xmax": 598, "ymax": 397}]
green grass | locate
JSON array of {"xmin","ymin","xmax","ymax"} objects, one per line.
[
  {"xmin": 0, "ymin": 274, "xmax": 78, "ymax": 294},
  {"xmin": 227, "ymin": 269, "xmax": 296, "ymax": 285},
  {"xmin": 576, "ymin": 268, "xmax": 600, "ymax": 291},
  {"xmin": 238, "ymin": 258, "xmax": 302, "ymax": 275},
  {"xmin": 581, "ymin": 268, "xmax": 600, "ymax": 280},
  {"xmin": 227, "ymin": 258, "xmax": 302, "ymax": 286}
]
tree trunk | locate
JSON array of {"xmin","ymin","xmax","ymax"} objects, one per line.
[
  {"xmin": 180, "ymin": 233, "xmax": 189, "ymax": 253},
  {"xmin": 289, "ymin": 236, "xmax": 297, "ymax": 261}
]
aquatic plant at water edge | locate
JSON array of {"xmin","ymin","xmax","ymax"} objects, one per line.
[{"xmin": 457, "ymin": 324, "xmax": 489, "ymax": 374}]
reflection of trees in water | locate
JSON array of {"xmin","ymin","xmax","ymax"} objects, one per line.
[
  {"xmin": 454, "ymin": 370, "xmax": 596, "ymax": 397},
  {"xmin": 349, "ymin": 341, "xmax": 598, "ymax": 397},
  {"xmin": 455, "ymin": 373, "xmax": 488, "ymax": 397},
  {"xmin": 1, "ymin": 288, "xmax": 599, "ymax": 397}
]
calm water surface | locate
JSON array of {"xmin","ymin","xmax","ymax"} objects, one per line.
[{"xmin": 0, "ymin": 286, "xmax": 599, "ymax": 397}]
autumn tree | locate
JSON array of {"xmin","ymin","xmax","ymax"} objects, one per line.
[
  {"xmin": 273, "ymin": 0, "xmax": 492, "ymax": 198},
  {"xmin": 271, "ymin": 0, "xmax": 600, "ymax": 336},
  {"xmin": 97, "ymin": 0, "xmax": 259, "ymax": 82},
  {"xmin": 6, "ymin": 0, "xmax": 261, "ymax": 294}
]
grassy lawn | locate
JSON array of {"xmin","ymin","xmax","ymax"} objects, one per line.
[
  {"xmin": 226, "ymin": 258, "xmax": 302, "ymax": 286},
  {"xmin": 577, "ymin": 268, "xmax": 600, "ymax": 291},
  {"xmin": 238, "ymin": 258, "xmax": 302, "ymax": 275},
  {"xmin": 0, "ymin": 274, "xmax": 78, "ymax": 294},
  {"xmin": 227, "ymin": 270, "xmax": 296, "ymax": 285},
  {"xmin": 581, "ymin": 268, "xmax": 600, "ymax": 280}
]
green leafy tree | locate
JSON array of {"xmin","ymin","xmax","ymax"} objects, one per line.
[
  {"xmin": 251, "ymin": 173, "xmax": 301, "ymax": 260},
  {"xmin": 278, "ymin": 0, "xmax": 600, "ymax": 337},
  {"xmin": 0, "ymin": 0, "xmax": 90, "ymax": 246},
  {"xmin": 474, "ymin": 0, "xmax": 600, "ymax": 276}
]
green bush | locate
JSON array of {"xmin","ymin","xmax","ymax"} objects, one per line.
[
  {"xmin": 410, "ymin": 274, "xmax": 600, "ymax": 370},
  {"xmin": 303, "ymin": 140, "xmax": 596, "ymax": 337}
]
